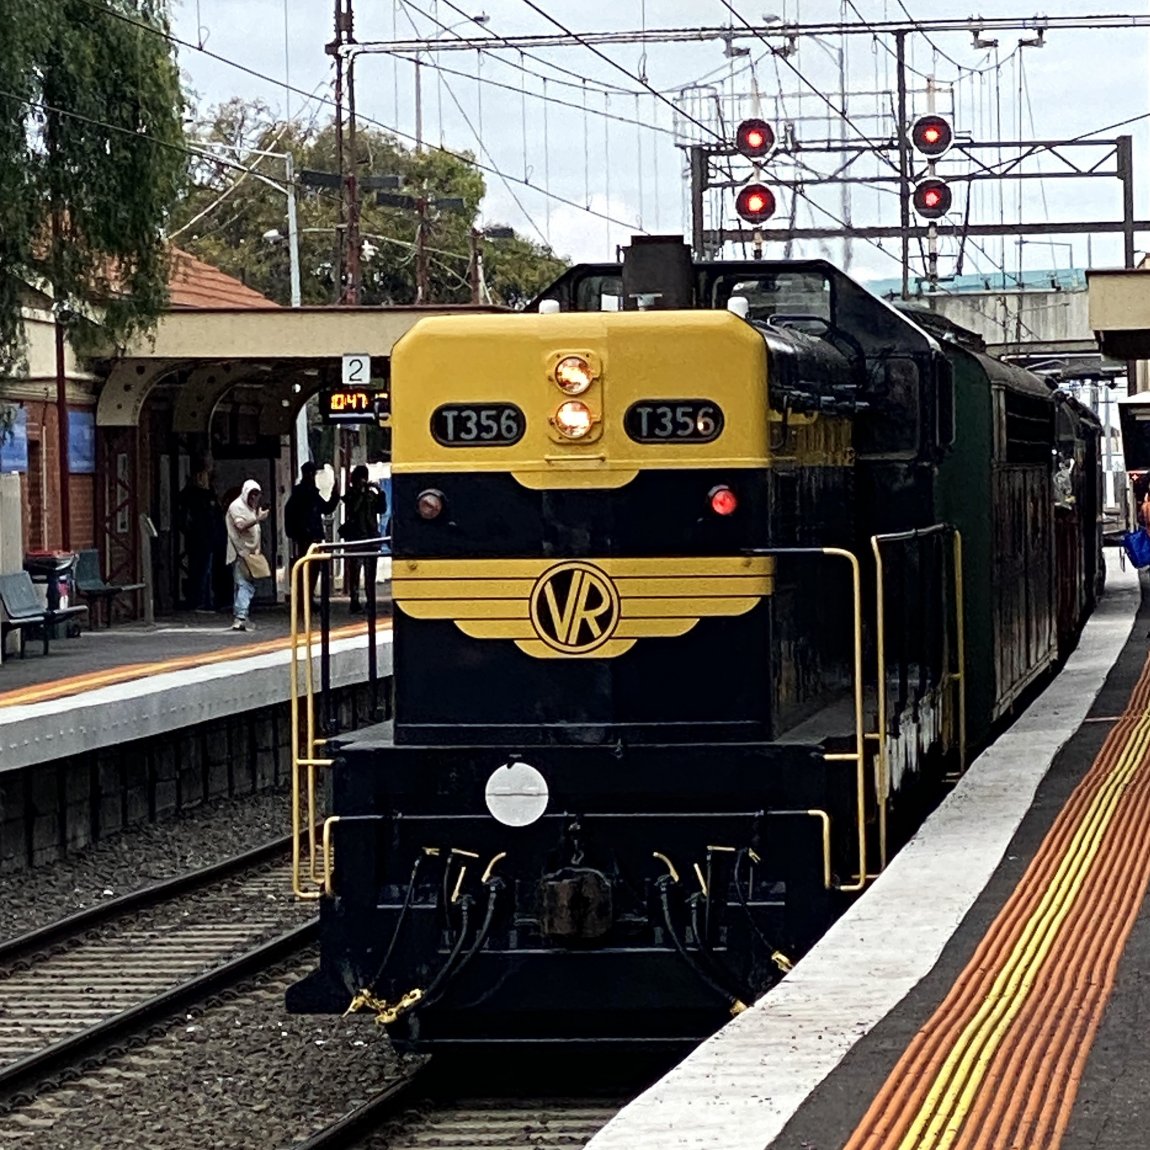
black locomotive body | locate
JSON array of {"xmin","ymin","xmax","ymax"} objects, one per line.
[{"xmin": 286, "ymin": 238, "xmax": 1101, "ymax": 1048}]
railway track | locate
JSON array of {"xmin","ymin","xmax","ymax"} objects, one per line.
[
  {"xmin": 294, "ymin": 1052, "xmax": 658, "ymax": 1150},
  {"xmin": 0, "ymin": 834, "xmax": 313, "ymax": 1104},
  {"xmin": 0, "ymin": 839, "xmax": 655, "ymax": 1148}
]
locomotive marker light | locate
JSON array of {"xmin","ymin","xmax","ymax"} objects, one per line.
[
  {"xmin": 910, "ymin": 114, "xmax": 954, "ymax": 158},
  {"xmin": 485, "ymin": 760, "xmax": 550, "ymax": 827},
  {"xmin": 912, "ymin": 178, "xmax": 953, "ymax": 220},
  {"xmin": 735, "ymin": 184, "xmax": 777, "ymax": 226},
  {"xmin": 709, "ymin": 485, "xmax": 739, "ymax": 516},
  {"xmin": 736, "ymin": 117, "xmax": 776, "ymax": 160},
  {"xmin": 553, "ymin": 355, "xmax": 595, "ymax": 396}
]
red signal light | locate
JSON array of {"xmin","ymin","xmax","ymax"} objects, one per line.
[
  {"xmin": 735, "ymin": 184, "xmax": 776, "ymax": 225},
  {"xmin": 709, "ymin": 485, "xmax": 738, "ymax": 516},
  {"xmin": 912, "ymin": 178, "xmax": 952, "ymax": 220},
  {"xmin": 910, "ymin": 115, "xmax": 953, "ymax": 158},
  {"xmin": 736, "ymin": 118, "xmax": 775, "ymax": 159}
]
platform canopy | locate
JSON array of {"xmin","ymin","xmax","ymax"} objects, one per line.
[
  {"xmin": 95, "ymin": 305, "xmax": 500, "ymax": 429},
  {"xmin": 1087, "ymin": 268, "xmax": 1150, "ymax": 362}
]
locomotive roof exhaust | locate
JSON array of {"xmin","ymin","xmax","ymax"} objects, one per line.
[{"xmin": 621, "ymin": 235, "xmax": 694, "ymax": 310}]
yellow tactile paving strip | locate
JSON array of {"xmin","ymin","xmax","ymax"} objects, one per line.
[
  {"xmin": 0, "ymin": 622, "xmax": 382, "ymax": 710},
  {"xmin": 845, "ymin": 656, "xmax": 1150, "ymax": 1150}
]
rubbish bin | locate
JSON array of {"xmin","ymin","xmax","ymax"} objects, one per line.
[{"xmin": 23, "ymin": 551, "xmax": 80, "ymax": 638}]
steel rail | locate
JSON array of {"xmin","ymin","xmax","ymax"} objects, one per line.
[
  {"xmin": 0, "ymin": 919, "xmax": 317, "ymax": 1104},
  {"xmin": 287, "ymin": 1064, "xmax": 434, "ymax": 1150},
  {"xmin": 0, "ymin": 832, "xmax": 297, "ymax": 967}
]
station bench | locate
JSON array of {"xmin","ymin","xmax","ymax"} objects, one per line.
[
  {"xmin": 75, "ymin": 549, "xmax": 144, "ymax": 629},
  {"xmin": 0, "ymin": 571, "xmax": 88, "ymax": 656}
]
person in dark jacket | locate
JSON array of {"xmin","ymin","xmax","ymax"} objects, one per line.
[
  {"xmin": 285, "ymin": 461, "xmax": 340, "ymax": 603},
  {"xmin": 179, "ymin": 468, "xmax": 221, "ymax": 612},
  {"xmin": 340, "ymin": 465, "xmax": 387, "ymax": 612}
]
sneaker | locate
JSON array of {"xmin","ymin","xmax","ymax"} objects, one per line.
[{"xmin": 232, "ymin": 619, "xmax": 247, "ymax": 632}]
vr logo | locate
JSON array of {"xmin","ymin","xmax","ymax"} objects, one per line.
[{"xmin": 530, "ymin": 562, "xmax": 621, "ymax": 654}]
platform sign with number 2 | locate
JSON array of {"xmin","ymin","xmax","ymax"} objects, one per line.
[{"xmin": 342, "ymin": 354, "xmax": 371, "ymax": 385}]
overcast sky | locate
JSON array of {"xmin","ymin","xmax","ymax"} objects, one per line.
[{"xmin": 171, "ymin": 1, "xmax": 1150, "ymax": 284}]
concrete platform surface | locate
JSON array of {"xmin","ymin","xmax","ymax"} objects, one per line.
[{"xmin": 0, "ymin": 607, "xmax": 393, "ymax": 771}]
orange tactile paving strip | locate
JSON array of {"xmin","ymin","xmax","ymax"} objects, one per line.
[
  {"xmin": 0, "ymin": 622, "xmax": 380, "ymax": 710},
  {"xmin": 844, "ymin": 655, "xmax": 1150, "ymax": 1150}
]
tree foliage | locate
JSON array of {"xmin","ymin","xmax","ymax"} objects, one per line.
[
  {"xmin": 0, "ymin": 0, "xmax": 187, "ymax": 370},
  {"xmin": 171, "ymin": 99, "xmax": 567, "ymax": 308}
]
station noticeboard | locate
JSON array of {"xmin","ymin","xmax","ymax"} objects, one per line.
[
  {"xmin": 68, "ymin": 410, "xmax": 96, "ymax": 474},
  {"xmin": 0, "ymin": 407, "xmax": 27, "ymax": 473}
]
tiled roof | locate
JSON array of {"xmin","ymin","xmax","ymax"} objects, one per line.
[{"xmin": 168, "ymin": 249, "xmax": 279, "ymax": 309}]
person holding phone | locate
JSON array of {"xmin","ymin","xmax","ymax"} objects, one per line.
[{"xmin": 225, "ymin": 478, "xmax": 269, "ymax": 632}]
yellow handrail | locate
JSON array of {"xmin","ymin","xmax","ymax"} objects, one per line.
[
  {"xmin": 290, "ymin": 543, "xmax": 331, "ymax": 899},
  {"xmin": 870, "ymin": 525, "xmax": 966, "ymax": 870},
  {"xmin": 769, "ymin": 809, "xmax": 833, "ymax": 890},
  {"xmin": 289, "ymin": 537, "xmax": 390, "ymax": 899}
]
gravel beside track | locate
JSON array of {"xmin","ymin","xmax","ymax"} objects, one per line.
[
  {"xmin": 0, "ymin": 957, "xmax": 417, "ymax": 1149},
  {"xmin": 0, "ymin": 860, "xmax": 311, "ymax": 1076},
  {"xmin": 0, "ymin": 788, "xmax": 290, "ymax": 942}
]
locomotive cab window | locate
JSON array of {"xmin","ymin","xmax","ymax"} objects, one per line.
[
  {"xmin": 712, "ymin": 271, "xmax": 832, "ymax": 324},
  {"xmin": 855, "ymin": 356, "xmax": 922, "ymax": 458}
]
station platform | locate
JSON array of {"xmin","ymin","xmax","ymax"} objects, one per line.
[
  {"xmin": 0, "ymin": 605, "xmax": 393, "ymax": 771},
  {"xmin": 589, "ymin": 552, "xmax": 1145, "ymax": 1150}
]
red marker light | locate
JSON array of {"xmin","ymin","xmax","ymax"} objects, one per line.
[{"xmin": 709, "ymin": 485, "xmax": 738, "ymax": 516}]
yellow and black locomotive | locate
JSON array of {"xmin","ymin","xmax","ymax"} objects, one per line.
[{"xmin": 287, "ymin": 237, "xmax": 1102, "ymax": 1047}]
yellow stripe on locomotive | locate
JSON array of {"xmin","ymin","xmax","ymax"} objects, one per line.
[
  {"xmin": 389, "ymin": 310, "xmax": 773, "ymax": 488},
  {"xmin": 393, "ymin": 555, "xmax": 775, "ymax": 659}
]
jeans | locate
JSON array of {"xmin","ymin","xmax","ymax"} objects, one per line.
[{"xmin": 233, "ymin": 559, "xmax": 255, "ymax": 620}]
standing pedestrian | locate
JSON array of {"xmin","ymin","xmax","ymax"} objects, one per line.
[
  {"xmin": 340, "ymin": 465, "xmax": 386, "ymax": 612},
  {"xmin": 225, "ymin": 479, "xmax": 269, "ymax": 632},
  {"xmin": 178, "ymin": 467, "xmax": 220, "ymax": 612},
  {"xmin": 285, "ymin": 461, "xmax": 340, "ymax": 604}
]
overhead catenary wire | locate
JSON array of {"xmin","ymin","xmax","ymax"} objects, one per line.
[
  {"xmin": 714, "ymin": 0, "xmax": 901, "ymax": 173},
  {"xmin": 432, "ymin": 0, "xmax": 639, "ymax": 96},
  {"xmin": 78, "ymin": 0, "xmax": 649, "ymax": 236},
  {"xmin": 513, "ymin": 0, "xmax": 725, "ymax": 145},
  {"xmin": 395, "ymin": 0, "xmax": 550, "ymax": 248}
]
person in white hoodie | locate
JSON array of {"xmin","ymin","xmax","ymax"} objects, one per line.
[{"xmin": 224, "ymin": 479, "xmax": 268, "ymax": 632}]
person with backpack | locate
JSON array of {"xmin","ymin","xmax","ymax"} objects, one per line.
[
  {"xmin": 285, "ymin": 461, "xmax": 340, "ymax": 604},
  {"xmin": 340, "ymin": 465, "xmax": 387, "ymax": 612}
]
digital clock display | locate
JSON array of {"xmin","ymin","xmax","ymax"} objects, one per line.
[{"xmin": 322, "ymin": 388, "xmax": 389, "ymax": 424}]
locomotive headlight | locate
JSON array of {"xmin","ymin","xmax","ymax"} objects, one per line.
[
  {"xmin": 416, "ymin": 488, "xmax": 445, "ymax": 519},
  {"xmin": 553, "ymin": 400, "xmax": 594, "ymax": 439},
  {"xmin": 554, "ymin": 355, "xmax": 594, "ymax": 395}
]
